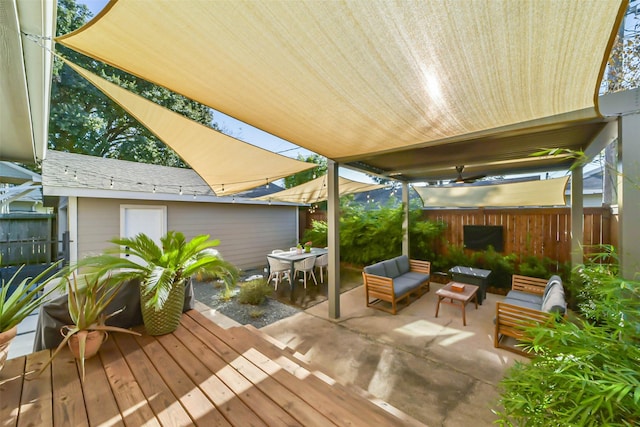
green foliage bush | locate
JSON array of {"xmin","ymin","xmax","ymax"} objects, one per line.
[
  {"xmin": 237, "ymin": 279, "xmax": 273, "ymax": 305},
  {"xmin": 302, "ymin": 220, "xmax": 328, "ymax": 248},
  {"xmin": 496, "ymin": 246, "xmax": 640, "ymax": 426},
  {"xmin": 302, "ymin": 198, "xmax": 446, "ymax": 266},
  {"xmin": 471, "ymin": 247, "xmax": 516, "ymax": 289}
]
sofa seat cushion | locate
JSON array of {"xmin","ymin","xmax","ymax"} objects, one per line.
[
  {"xmin": 401, "ymin": 271, "xmax": 430, "ymax": 284},
  {"xmin": 383, "ymin": 259, "xmax": 401, "ymax": 278},
  {"xmin": 541, "ymin": 283, "xmax": 566, "ymax": 315},
  {"xmin": 364, "ymin": 262, "xmax": 387, "ymax": 278},
  {"xmin": 395, "ymin": 255, "xmax": 411, "ymax": 275},
  {"xmin": 502, "ymin": 297, "xmax": 543, "ymax": 311},
  {"xmin": 505, "ymin": 290, "xmax": 543, "ymax": 306},
  {"xmin": 393, "ymin": 276, "xmax": 423, "ymax": 297}
]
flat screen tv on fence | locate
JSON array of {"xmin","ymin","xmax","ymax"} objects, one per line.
[{"xmin": 463, "ymin": 225, "xmax": 504, "ymax": 252}]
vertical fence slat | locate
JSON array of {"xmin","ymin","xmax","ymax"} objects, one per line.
[{"xmin": 307, "ymin": 207, "xmax": 614, "ymax": 266}]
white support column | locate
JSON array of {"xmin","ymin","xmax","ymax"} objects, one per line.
[
  {"xmin": 69, "ymin": 196, "xmax": 78, "ymax": 264},
  {"xmin": 402, "ymin": 182, "xmax": 410, "ymax": 256},
  {"xmin": 327, "ymin": 160, "xmax": 341, "ymax": 319},
  {"xmin": 570, "ymin": 168, "xmax": 584, "ymax": 268},
  {"xmin": 618, "ymin": 113, "xmax": 640, "ymax": 279}
]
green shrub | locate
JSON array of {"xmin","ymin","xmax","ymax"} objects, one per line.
[
  {"xmin": 237, "ymin": 279, "xmax": 272, "ymax": 305},
  {"xmin": 433, "ymin": 243, "xmax": 473, "ymax": 272},
  {"xmin": 471, "ymin": 246, "xmax": 516, "ymax": 290},
  {"xmin": 496, "ymin": 246, "xmax": 640, "ymax": 426},
  {"xmin": 517, "ymin": 255, "xmax": 551, "ymax": 278},
  {"xmin": 302, "ymin": 220, "xmax": 328, "ymax": 248},
  {"xmin": 249, "ymin": 308, "xmax": 264, "ymax": 318},
  {"xmin": 302, "ymin": 198, "xmax": 445, "ymax": 267}
]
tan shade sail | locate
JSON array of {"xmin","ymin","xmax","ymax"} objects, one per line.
[
  {"xmin": 57, "ymin": 0, "xmax": 624, "ymax": 165},
  {"xmin": 413, "ymin": 177, "xmax": 570, "ymax": 208},
  {"xmin": 63, "ymin": 59, "xmax": 314, "ymax": 195},
  {"xmin": 255, "ymin": 175, "xmax": 385, "ymax": 204}
]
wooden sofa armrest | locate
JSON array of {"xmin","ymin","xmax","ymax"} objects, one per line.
[
  {"xmin": 362, "ymin": 272, "xmax": 394, "ymax": 299},
  {"xmin": 511, "ymin": 274, "xmax": 547, "ymax": 295},
  {"xmin": 494, "ymin": 301, "xmax": 555, "ymax": 354},
  {"xmin": 409, "ymin": 259, "xmax": 431, "ymax": 275}
]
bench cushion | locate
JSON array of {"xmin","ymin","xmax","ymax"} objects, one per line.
[
  {"xmin": 502, "ymin": 297, "xmax": 542, "ymax": 311},
  {"xmin": 383, "ymin": 259, "xmax": 401, "ymax": 278},
  {"xmin": 364, "ymin": 262, "xmax": 387, "ymax": 277},
  {"xmin": 393, "ymin": 276, "xmax": 422, "ymax": 297},
  {"xmin": 395, "ymin": 255, "xmax": 410, "ymax": 275},
  {"xmin": 401, "ymin": 271, "xmax": 430, "ymax": 284},
  {"xmin": 505, "ymin": 290, "xmax": 543, "ymax": 306}
]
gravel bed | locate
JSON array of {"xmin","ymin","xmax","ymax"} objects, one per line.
[{"xmin": 192, "ymin": 279, "xmax": 301, "ymax": 329}]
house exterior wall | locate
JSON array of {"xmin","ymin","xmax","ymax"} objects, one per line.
[{"xmin": 76, "ymin": 197, "xmax": 298, "ymax": 270}]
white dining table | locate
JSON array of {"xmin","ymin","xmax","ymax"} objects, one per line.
[{"xmin": 267, "ymin": 248, "xmax": 328, "ymax": 295}]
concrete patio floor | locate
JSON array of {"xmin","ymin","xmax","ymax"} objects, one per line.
[{"xmin": 258, "ymin": 282, "xmax": 528, "ymax": 426}]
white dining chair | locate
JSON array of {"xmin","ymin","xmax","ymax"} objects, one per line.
[
  {"xmin": 267, "ymin": 256, "xmax": 291, "ymax": 290},
  {"xmin": 314, "ymin": 253, "xmax": 329, "ymax": 283},
  {"xmin": 293, "ymin": 256, "xmax": 317, "ymax": 288},
  {"xmin": 272, "ymin": 249, "xmax": 285, "ymax": 254}
]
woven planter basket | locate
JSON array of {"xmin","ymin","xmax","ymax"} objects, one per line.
[{"xmin": 140, "ymin": 282, "xmax": 185, "ymax": 336}]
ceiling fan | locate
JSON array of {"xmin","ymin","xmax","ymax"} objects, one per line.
[{"xmin": 451, "ymin": 165, "xmax": 486, "ymax": 184}]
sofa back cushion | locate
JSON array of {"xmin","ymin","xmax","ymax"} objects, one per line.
[
  {"xmin": 543, "ymin": 275, "xmax": 562, "ymax": 298},
  {"xmin": 364, "ymin": 262, "xmax": 387, "ymax": 278},
  {"xmin": 383, "ymin": 259, "xmax": 401, "ymax": 278},
  {"xmin": 395, "ymin": 255, "xmax": 410, "ymax": 275},
  {"xmin": 541, "ymin": 282, "xmax": 566, "ymax": 315}
]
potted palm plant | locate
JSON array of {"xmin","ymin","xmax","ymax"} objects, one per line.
[
  {"xmin": 81, "ymin": 231, "xmax": 239, "ymax": 336},
  {"xmin": 40, "ymin": 273, "xmax": 140, "ymax": 381},
  {"xmin": 0, "ymin": 262, "xmax": 63, "ymax": 372}
]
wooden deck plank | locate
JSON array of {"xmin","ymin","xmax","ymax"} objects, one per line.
[
  {"xmin": 99, "ymin": 335, "xmax": 161, "ymax": 427},
  {"xmin": 0, "ymin": 356, "xmax": 26, "ymax": 427},
  {"xmin": 51, "ymin": 349, "xmax": 89, "ymax": 427},
  {"xmin": 169, "ymin": 324, "xmax": 329, "ymax": 427},
  {"xmin": 131, "ymin": 333, "xmax": 232, "ymax": 427},
  {"xmin": 112, "ymin": 332, "xmax": 195, "ymax": 427},
  {"xmin": 170, "ymin": 320, "xmax": 302, "ymax": 426},
  {"xmin": 81, "ymin": 352, "xmax": 125, "ymax": 427},
  {"xmin": 154, "ymin": 332, "xmax": 268, "ymax": 427},
  {"xmin": 18, "ymin": 351, "xmax": 53, "ymax": 427},
  {"xmin": 6, "ymin": 311, "xmax": 423, "ymax": 427},
  {"xmin": 187, "ymin": 310, "xmax": 416, "ymax": 426}
]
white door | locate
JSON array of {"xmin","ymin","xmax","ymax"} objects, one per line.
[{"xmin": 120, "ymin": 205, "xmax": 167, "ymax": 262}]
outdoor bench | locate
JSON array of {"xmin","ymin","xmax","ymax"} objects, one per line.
[
  {"xmin": 362, "ymin": 255, "xmax": 431, "ymax": 314},
  {"xmin": 494, "ymin": 274, "xmax": 567, "ymax": 354}
]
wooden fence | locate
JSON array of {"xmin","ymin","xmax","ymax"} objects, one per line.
[
  {"xmin": 0, "ymin": 213, "xmax": 55, "ymax": 266},
  {"xmin": 423, "ymin": 207, "xmax": 613, "ymax": 264},
  {"xmin": 302, "ymin": 207, "xmax": 615, "ymax": 265}
]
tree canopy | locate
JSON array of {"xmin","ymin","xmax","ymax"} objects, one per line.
[
  {"xmin": 283, "ymin": 154, "xmax": 327, "ymax": 189},
  {"xmin": 50, "ymin": 0, "xmax": 216, "ymax": 167}
]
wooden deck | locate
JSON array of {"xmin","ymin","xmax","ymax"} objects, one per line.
[{"xmin": 1, "ymin": 310, "xmax": 423, "ymax": 426}]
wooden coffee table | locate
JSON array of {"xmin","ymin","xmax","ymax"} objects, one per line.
[{"xmin": 435, "ymin": 282, "xmax": 479, "ymax": 326}]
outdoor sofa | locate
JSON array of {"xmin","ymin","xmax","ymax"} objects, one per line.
[
  {"xmin": 494, "ymin": 274, "xmax": 567, "ymax": 354},
  {"xmin": 362, "ymin": 255, "xmax": 431, "ymax": 314}
]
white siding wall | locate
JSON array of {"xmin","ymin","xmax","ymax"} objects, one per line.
[{"xmin": 76, "ymin": 198, "xmax": 298, "ymax": 270}]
